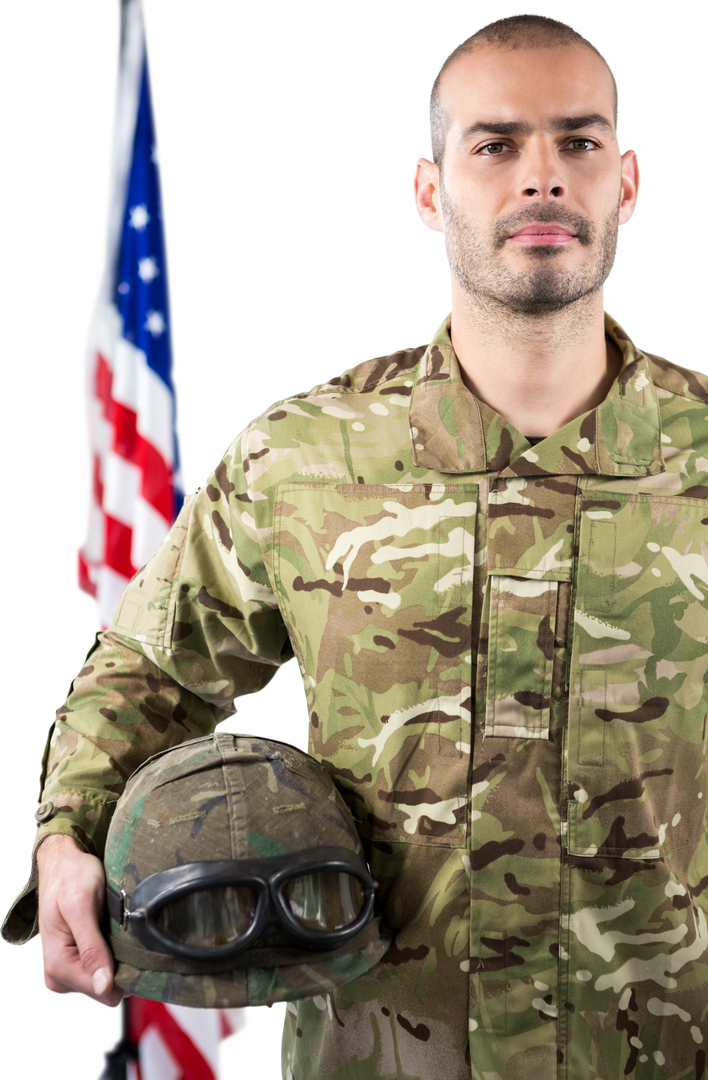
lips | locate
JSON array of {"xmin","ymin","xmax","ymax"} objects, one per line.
[
  {"xmin": 507, "ymin": 225, "xmax": 577, "ymax": 246},
  {"xmin": 511, "ymin": 225, "xmax": 575, "ymax": 237}
]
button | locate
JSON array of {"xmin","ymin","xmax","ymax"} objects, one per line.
[{"xmin": 34, "ymin": 800, "xmax": 55, "ymax": 823}]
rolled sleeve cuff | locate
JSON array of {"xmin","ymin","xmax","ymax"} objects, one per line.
[{"xmin": 1, "ymin": 791, "xmax": 118, "ymax": 945}]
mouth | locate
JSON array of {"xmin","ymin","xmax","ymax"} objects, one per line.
[{"xmin": 507, "ymin": 225, "xmax": 577, "ymax": 247}]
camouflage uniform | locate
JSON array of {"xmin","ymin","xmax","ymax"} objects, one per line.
[{"xmin": 4, "ymin": 315, "xmax": 708, "ymax": 1079}]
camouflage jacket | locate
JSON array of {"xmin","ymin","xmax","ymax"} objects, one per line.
[{"xmin": 5, "ymin": 315, "xmax": 708, "ymax": 1079}]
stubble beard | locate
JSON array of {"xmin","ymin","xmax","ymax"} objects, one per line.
[{"xmin": 439, "ymin": 180, "xmax": 620, "ymax": 318}]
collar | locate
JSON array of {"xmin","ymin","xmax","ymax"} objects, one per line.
[{"xmin": 409, "ymin": 314, "xmax": 665, "ymax": 478}]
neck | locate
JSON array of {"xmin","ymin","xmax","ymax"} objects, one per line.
[{"xmin": 449, "ymin": 286, "xmax": 621, "ymax": 437}]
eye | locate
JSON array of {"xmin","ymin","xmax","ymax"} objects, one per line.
[
  {"xmin": 565, "ymin": 138, "xmax": 595, "ymax": 151},
  {"xmin": 474, "ymin": 142, "xmax": 509, "ymax": 155}
]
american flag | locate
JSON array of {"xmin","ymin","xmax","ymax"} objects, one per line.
[
  {"xmin": 73, "ymin": 0, "xmax": 187, "ymax": 630},
  {"xmin": 86, "ymin": 3, "xmax": 240, "ymax": 1077}
]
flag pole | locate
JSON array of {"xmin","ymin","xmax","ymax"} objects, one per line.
[{"xmin": 96, "ymin": 997, "xmax": 138, "ymax": 1075}]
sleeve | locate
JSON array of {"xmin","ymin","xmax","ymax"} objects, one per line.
[{"xmin": 2, "ymin": 431, "xmax": 294, "ymax": 944}]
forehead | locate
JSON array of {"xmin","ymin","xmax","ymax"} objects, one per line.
[{"xmin": 439, "ymin": 44, "xmax": 616, "ymax": 138}]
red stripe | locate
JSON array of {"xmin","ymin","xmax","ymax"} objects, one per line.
[
  {"xmin": 77, "ymin": 549, "xmax": 97, "ymax": 598},
  {"xmin": 104, "ymin": 513, "xmax": 136, "ymax": 579},
  {"xmin": 95, "ymin": 352, "xmax": 113, "ymax": 414},
  {"xmin": 219, "ymin": 1011, "xmax": 235, "ymax": 1038},
  {"xmin": 137, "ymin": 435, "xmax": 174, "ymax": 520},
  {"xmin": 112, "ymin": 398, "xmax": 138, "ymax": 459},
  {"xmin": 127, "ymin": 999, "xmax": 216, "ymax": 1080},
  {"xmin": 112, "ymin": 400, "xmax": 173, "ymax": 519},
  {"xmin": 94, "ymin": 352, "xmax": 175, "ymax": 521},
  {"xmin": 92, "ymin": 453, "xmax": 104, "ymax": 507}
]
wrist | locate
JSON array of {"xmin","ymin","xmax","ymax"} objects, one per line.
[{"xmin": 37, "ymin": 833, "xmax": 81, "ymax": 852}]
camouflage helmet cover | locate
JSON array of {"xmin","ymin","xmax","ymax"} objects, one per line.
[{"xmin": 104, "ymin": 732, "xmax": 391, "ymax": 1008}]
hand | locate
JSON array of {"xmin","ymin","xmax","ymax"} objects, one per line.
[{"xmin": 37, "ymin": 834, "xmax": 123, "ymax": 1007}]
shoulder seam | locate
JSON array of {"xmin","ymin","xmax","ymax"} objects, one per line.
[{"xmin": 644, "ymin": 352, "xmax": 708, "ymax": 404}]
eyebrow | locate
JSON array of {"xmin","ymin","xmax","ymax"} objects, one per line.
[{"xmin": 461, "ymin": 113, "xmax": 614, "ymax": 141}]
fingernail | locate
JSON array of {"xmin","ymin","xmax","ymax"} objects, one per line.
[{"xmin": 92, "ymin": 967, "xmax": 110, "ymax": 996}]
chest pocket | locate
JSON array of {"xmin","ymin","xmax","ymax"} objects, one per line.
[
  {"xmin": 273, "ymin": 482, "xmax": 477, "ymax": 847},
  {"xmin": 567, "ymin": 491, "xmax": 708, "ymax": 859},
  {"xmin": 483, "ymin": 477, "xmax": 576, "ymax": 741},
  {"xmin": 484, "ymin": 575, "xmax": 560, "ymax": 739}
]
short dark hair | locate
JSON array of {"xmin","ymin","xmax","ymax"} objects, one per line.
[{"xmin": 430, "ymin": 15, "xmax": 618, "ymax": 164}]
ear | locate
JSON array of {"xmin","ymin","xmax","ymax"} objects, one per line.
[
  {"xmin": 414, "ymin": 158, "xmax": 444, "ymax": 233},
  {"xmin": 619, "ymin": 150, "xmax": 639, "ymax": 226}
]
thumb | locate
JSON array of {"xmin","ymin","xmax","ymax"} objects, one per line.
[
  {"xmin": 91, "ymin": 965, "xmax": 112, "ymax": 997},
  {"xmin": 72, "ymin": 914, "xmax": 116, "ymax": 993},
  {"xmin": 71, "ymin": 916, "xmax": 123, "ymax": 1004}
]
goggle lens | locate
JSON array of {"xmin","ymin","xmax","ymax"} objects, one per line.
[
  {"xmin": 155, "ymin": 885, "xmax": 257, "ymax": 947},
  {"xmin": 282, "ymin": 871, "xmax": 365, "ymax": 932}
]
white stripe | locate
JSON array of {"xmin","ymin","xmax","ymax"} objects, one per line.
[
  {"xmin": 97, "ymin": 565, "xmax": 130, "ymax": 628},
  {"xmin": 138, "ymin": 1026, "xmax": 180, "ymax": 1080},
  {"xmin": 102, "ymin": 451, "xmax": 140, "ymax": 526},
  {"xmin": 132, "ymin": 492, "xmax": 171, "ymax": 567},
  {"xmin": 82, "ymin": 502, "xmax": 105, "ymax": 564},
  {"xmin": 90, "ymin": 300, "xmax": 122, "ymax": 364},
  {"xmin": 219, "ymin": 1008, "xmax": 244, "ymax": 1037}
]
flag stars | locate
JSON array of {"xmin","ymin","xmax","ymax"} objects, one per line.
[
  {"xmin": 118, "ymin": 282, "xmax": 130, "ymax": 295},
  {"xmin": 128, "ymin": 204, "xmax": 150, "ymax": 231},
  {"xmin": 144, "ymin": 310, "xmax": 166, "ymax": 336},
  {"xmin": 138, "ymin": 256, "xmax": 159, "ymax": 283}
]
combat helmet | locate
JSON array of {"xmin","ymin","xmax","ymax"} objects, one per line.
[{"xmin": 104, "ymin": 733, "xmax": 390, "ymax": 1007}]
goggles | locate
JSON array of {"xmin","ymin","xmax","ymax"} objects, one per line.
[{"xmin": 110, "ymin": 846, "xmax": 377, "ymax": 960}]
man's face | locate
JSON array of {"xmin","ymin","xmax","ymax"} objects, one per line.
[{"xmin": 419, "ymin": 44, "xmax": 637, "ymax": 315}]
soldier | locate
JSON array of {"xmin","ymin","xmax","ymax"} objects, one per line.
[{"xmin": 5, "ymin": 13, "xmax": 708, "ymax": 1080}]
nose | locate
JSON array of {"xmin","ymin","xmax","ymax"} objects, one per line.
[{"xmin": 519, "ymin": 140, "xmax": 565, "ymax": 200}]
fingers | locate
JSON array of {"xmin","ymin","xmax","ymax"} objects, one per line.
[
  {"xmin": 39, "ymin": 954, "xmax": 127, "ymax": 1010},
  {"xmin": 42, "ymin": 918, "xmax": 120, "ymax": 1003}
]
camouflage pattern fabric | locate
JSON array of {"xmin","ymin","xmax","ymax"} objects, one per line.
[{"xmin": 4, "ymin": 314, "xmax": 708, "ymax": 1079}]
